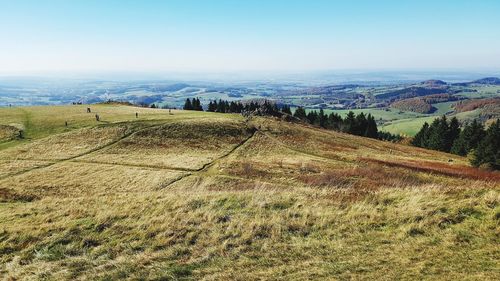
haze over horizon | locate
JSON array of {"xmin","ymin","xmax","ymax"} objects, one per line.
[{"xmin": 1, "ymin": 0, "xmax": 500, "ymax": 76}]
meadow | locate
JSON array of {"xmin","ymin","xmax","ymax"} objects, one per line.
[{"xmin": 0, "ymin": 105, "xmax": 499, "ymax": 280}]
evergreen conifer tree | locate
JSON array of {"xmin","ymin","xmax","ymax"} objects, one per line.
[
  {"xmin": 183, "ymin": 98, "xmax": 192, "ymax": 110},
  {"xmin": 451, "ymin": 120, "xmax": 485, "ymax": 156},
  {"xmin": 354, "ymin": 112, "xmax": 367, "ymax": 136},
  {"xmin": 207, "ymin": 101, "xmax": 216, "ymax": 112},
  {"xmin": 281, "ymin": 105, "xmax": 292, "ymax": 115},
  {"xmin": 293, "ymin": 107, "xmax": 307, "ymax": 120},
  {"xmin": 412, "ymin": 122, "xmax": 430, "ymax": 147},
  {"xmin": 365, "ymin": 114, "xmax": 378, "ymax": 138},
  {"xmin": 328, "ymin": 113, "xmax": 342, "ymax": 130},
  {"xmin": 445, "ymin": 117, "xmax": 460, "ymax": 151},
  {"xmin": 307, "ymin": 111, "xmax": 318, "ymax": 125},
  {"xmin": 319, "ymin": 109, "xmax": 327, "ymax": 128},
  {"xmin": 472, "ymin": 120, "xmax": 500, "ymax": 169},
  {"xmin": 343, "ymin": 111, "xmax": 356, "ymax": 134},
  {"xmin": 427, "ymin": 116, "xmax": 449, "ymax": 151}
]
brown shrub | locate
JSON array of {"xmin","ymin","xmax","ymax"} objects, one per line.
[
  {"xmin": 235, "ymin": 161, "xmax": 269, "ymax": 179},
  {"xmin": 0, "ymin": 188, "xmax": 38, "ymax": 202},
  {"xmin": 299, "ymin": 162, "xmax": 321, "ymax": 173},
  {"xmin": 299, "ymin": 164, "xmax": 427, "ymax": 190},
  {"xmin": 360, "ymin": 158, "xmax": 500, "ymax": 182},
  {"xmin": 241, "ymin": 162, "xmax": 254, "ymax": 177}
]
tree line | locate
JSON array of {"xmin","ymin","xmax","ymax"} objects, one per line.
[
  {"xmin": 188, "ymin": 98, "xmax": 284, "ymax": 116},
  {"xmin": 292, "ymin": 107, "xmax": 379, "ymax": 139},
  {"xmin": 181, "ymin": 98, "xmax": 399, "ymax": 141},
  {"xmin": 183, "ymin": 98, "xmax": 203, "ymax": 111},
  {"xmin": 413, "ymin": 116, "xmax": 499, "ymax": 170}
]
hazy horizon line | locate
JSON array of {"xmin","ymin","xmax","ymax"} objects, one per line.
[{"xmin": 1, "ymin": 68, "xmax": 500, "ymax": 80}]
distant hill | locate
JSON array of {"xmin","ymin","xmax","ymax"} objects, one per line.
[
  {"xmin": 420, "ymin": 79, "xmax": 447, "ymax": 87},
  {"xmin": 454, "ymin": 77, "xmax": 500, "ymax": 86},
  {"xmin": 472, "ymin": 77, "xmax": 500, "ymax": 85},
  {"xmin": 390, "ymin": 94, "xmax": 459, "ymax": 114},
  {"xmin": 152, "ymin": 83, "xmax": 191, "ymax": 92},
  {"xmin": 377, "ymin": 86, "xmax": 448, "ymax": 101}
]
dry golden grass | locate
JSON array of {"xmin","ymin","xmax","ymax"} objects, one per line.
[
  {"xmin": 79, "ymin": 118, "xmax": 252, "ymax": 170},
  {"xmin": 0, "ymin": 125, "xmax": 19, "ymax": 142},
  {"xmin": 253, "ymin": 118, "xmax": 468, "ymax": 167},
  {"xmin": 0, "ymin": 161, "xmax": 188, "ymax": 200},
  {"xmin": 0, "ymin": 125, "xmax": 130, "ymax": 161},
  {"xmin": 0, "ymin": 159, "xmax": 54, "ymax": 178},
  {"xmin": 0, "ymin": 105, "xmax": 499, "ymax": 280}
]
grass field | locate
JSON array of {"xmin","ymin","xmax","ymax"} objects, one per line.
[
  {"xmin": 432, "ymin": 101, "xmax": 455, "ymax": 115},
  {"xmin": 295, "ymin": 107, "xmax": 425, "ymax": 122},
  {"xmin": 381, "ymin": 109, "xmax": 483, "ymax": 136},
  {"xmin": 457, "ymin": 85, "xmax": 500, "ymax": 99},
  {"xmin": 0, "ymin": 105, "xmax": 499, "ymax": 280},
  {"xmin": 293, "ymin": 107, "xmax": 457, "ymax": 136}
]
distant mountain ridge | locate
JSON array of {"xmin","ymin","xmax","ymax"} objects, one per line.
[
  {"xmin": 472, "ymin": 77, "xmax": 500, "ymax": 85},
  {"xmin": 420, "ymin": 79, "xmax": 447, "ymax": 87},
  {"xmin": 454, "ymin": 77, "xmax": 500, "ymax": 86}
]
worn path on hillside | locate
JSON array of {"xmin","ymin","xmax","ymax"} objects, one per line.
[
  {"xmin": 0, "ymin": 122, "xmax": 164, "ymax": 180},
  {"xmin": 159, "ymin": 128, "xmax": 259, "ymax": 189}
]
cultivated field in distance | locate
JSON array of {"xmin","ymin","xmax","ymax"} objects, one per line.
[{"xmin": 1, "ymin": 104, "xmax": 499, "ymax": 280}]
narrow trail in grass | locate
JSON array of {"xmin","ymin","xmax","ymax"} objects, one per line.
[
  {"xmin": 159, "ymin": 128, "xmax": 259, "ymax": 189},
  {"xmin": 0, "ymin": 123, "xmax": 165, "ymax": 180},
  {"xmin": 69, "ymin": 159, "xmax": 196, "ymax": 172}
]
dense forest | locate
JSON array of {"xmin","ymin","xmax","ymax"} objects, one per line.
[
  {"xmin": 292, "ymin": 107, "xmax": 379, "ymax": 139},
  {"xmin": 413, "ymin": 116, "xmax": 499, "ymax": 170}
]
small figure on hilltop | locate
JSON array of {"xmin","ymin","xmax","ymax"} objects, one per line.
[
  {"xmin": 95, "ymin": 114, "xmax": 100, "ymax": 121},
  {"xmin": 18, "ymin": 130, "xmax": 24, "ymax": 139},
  {"xmin": 136, "ymin": 112, "xmax": 138, "ymax": 118},
  {"xmin": 87, "ymin": 107, "xmax": 91, "ymax": 113},
  {"xmin": 65, "ymin": 121, "xmax": 68, "ymax": 127}
]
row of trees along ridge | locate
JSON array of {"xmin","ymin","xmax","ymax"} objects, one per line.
[
  {"xmin": 182, "ymin": 98, "xmax": 384, "ymax": 140},
  {"xmin": 413, "ymin": 116, "xmax": 499, "ymax": 170}
]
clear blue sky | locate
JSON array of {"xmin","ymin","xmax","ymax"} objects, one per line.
[{"xmin": 1, "ymin": 0, "xmax": 500, "ymax": 74}]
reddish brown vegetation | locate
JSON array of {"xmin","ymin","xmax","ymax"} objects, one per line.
[
  {"xmin": 360, "ymin": 158, "xmax": 500, "ymax": 181},
  {"xmin": 391, "ymin": 94, "xmax": 458, "ymax": 114},
  {"xmin": 454, "ymin": 98, "xmax": 500, "ymax": 113},
  {"xmin": 420, "ymin": 94, "xmax": 457, "ymax": 103},
  {"xmin": 391, "ymin": 98, "xmax": 432, "ymax": 113},
  {"xmin": 299, "ymin": 164, "xmax": 427, "ymax": 190},
  {"xmin": 0, "ymin": 188, "xmax": 37, "ymax": 202}
]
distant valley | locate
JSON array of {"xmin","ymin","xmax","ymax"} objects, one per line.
[{"xmin": 1, "ymin": 75, "xmax": 499, "ymax": 136}]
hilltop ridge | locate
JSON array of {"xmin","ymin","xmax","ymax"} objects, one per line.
[{"xmin": 0, "ymin": 104, "xmax": 499, "ymax": 280}]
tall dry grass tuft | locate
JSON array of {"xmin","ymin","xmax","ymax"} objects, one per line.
[
  {"xmin": 361, "ymin": 157, "xmax": 500, "ymax": 181},
  {"xmin": 299, "ymin": 164, "xmax": 429, "ymax": 191}
]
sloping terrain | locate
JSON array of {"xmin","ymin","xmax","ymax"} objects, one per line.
[{"xmin": 0, "ymin": 105, "xmax": 499, "ymax": 280}]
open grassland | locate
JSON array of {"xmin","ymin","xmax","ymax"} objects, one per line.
[
  {"xmin": 457, "ymin": 85, "xmax": 500, "ymax": 99},
  {"xmin": 0, "ymin": 104, "xmax": 216, "ymax": 142},
  {"xmin": 0, "ymin": 105, "xmax": 499, "ymax": 280},
  {"xmin": 381, "ymin": 109, "xmax": 483, "ymax": 136}
]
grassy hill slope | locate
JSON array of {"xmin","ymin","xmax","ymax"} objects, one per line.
[{"xmin": 0, "ymin": 105, "xmax": 499, "ymax": 280}]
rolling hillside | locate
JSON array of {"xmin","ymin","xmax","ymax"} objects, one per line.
[{"xmin": 0, "ymin": 105, "xmax": 499, "ymax": 280}]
